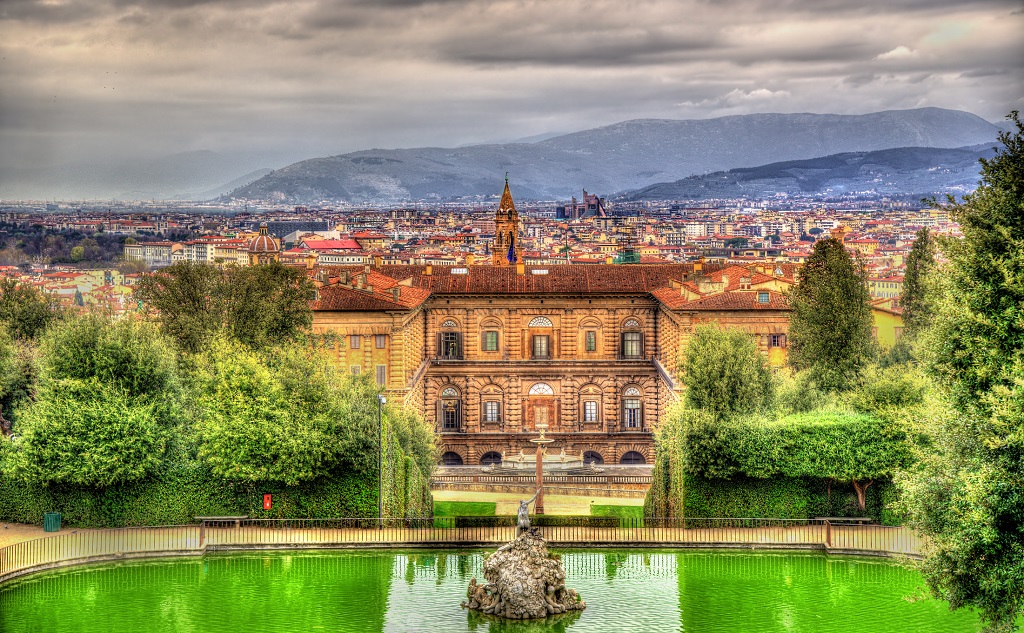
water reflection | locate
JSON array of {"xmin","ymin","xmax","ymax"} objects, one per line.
[{"xmin": 0, "ymin": 549, "xmax": 983, "ymax": 633}]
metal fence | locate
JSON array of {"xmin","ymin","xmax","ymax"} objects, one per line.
[{"xmin": 0, "ymin": 518, "xmax": 921, "ymax": 585}]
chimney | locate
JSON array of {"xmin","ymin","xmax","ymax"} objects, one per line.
[
  {"xmin": 425, "ymin": 264, "xmax": 433, "ymax": 276},
  {"xmin": 340, "ymin": 270, "xmax": 350, "ymax": 285},
  {"xmin": 356, "ymin": 273, "xmax": 366, "ymax": 289},
  {"xmin": 516, "ymin": 262, "xmax": 525, "ymax": 275},
  {"xmin": 364, "ymin": 264, "xmax": 371, "ymax": 274},
  {"xmin": 391, "ymin": 287, "xmax": 401, "ymax": 301},
  {"xmin": 721, "ymin": 274, "xmax": 730, "ymax": 288},
  {"xmin": 373, "ymin": 255, "xmax": 382, "ymax": 268}
]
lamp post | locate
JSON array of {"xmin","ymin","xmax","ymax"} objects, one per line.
[
  {"xmin": 377, "ymin": 394, "xmax": 386, "ymax": 530},
  {"xmin": 529, "ymin": 423, "xmax": 554, "ymax": 515}
]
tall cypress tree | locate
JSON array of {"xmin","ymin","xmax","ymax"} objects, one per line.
[
  {"xmin": 901, "ymin": 227, "xmax": 936, "ymax": 336},
  {"xmin": 787, "ymin": 236, "xmax": 873, "ymax": 391}
]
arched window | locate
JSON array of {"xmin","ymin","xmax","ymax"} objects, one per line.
[
  {"xmin": 583, "ymin": 451, "xmax": 604, "ymax": 465},
  {"xmin": 439, "ymin": 387, "xmax": 461, "ymax": 431},
  {"xmin": 529, "ymin": 316, "xmax": 553, "ymax": 328},
  {"xmin": 441, "ymin": 451, "xmax": 464, "ymax": 466},
  {"xmin": 622, "ymin": 386, "xmax": 643, "ymax": 429},
  {"xmin": 480, "ymin": 451, "xmax": 502, "ymax": 466},
  {"xmin": 438, "ymin": 319, "xmax": 462, "ymax": 359},
  {"xmin": 619, "ymin": 451, "xmax": 646, "ymax": 465},
  {"xmin": 529, "ymin": 383, "xmax": 554, "ymax": 396},
  {"xmin": 621, "ymin": 319, "xmax": 643, "ymax": 359}
]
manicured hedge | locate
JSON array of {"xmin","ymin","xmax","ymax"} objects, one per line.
[{"xmin": 645, "ymin": 406, "xmax": 909, "ymax": 524}]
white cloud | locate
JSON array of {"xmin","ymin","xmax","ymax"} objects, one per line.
[{"xmin": 876, "ymin": 45, "xmax": 918, "ymax": 61}]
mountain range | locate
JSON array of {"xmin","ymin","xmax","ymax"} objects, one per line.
[
  {"xmin": 621, "ymin": 144, "xmax": 999, "ymax": 201},
  {"xmin": 225, "ymin": 108, "xmax": 1006, "ymax": 203}
]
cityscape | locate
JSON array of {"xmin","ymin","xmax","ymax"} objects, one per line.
[{"xmin": 0, "ymin": 0, "xmax": 1021, "ymax": 632}]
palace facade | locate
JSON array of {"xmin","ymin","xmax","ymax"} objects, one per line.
[{"xmin": 310, "ymin": 185, "xmax": 793, "ymax": 466}]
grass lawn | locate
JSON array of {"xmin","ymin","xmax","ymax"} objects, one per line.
[
  {"xmin": 590, "ymin": 504, "xmax": 644, "ymax": 520},
  {"xmin": 432, "ymin": 501, "xmax": 497, "ymax": 517}
]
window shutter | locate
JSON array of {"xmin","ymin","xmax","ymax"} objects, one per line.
[
  {"xmin": 436, "ymin": 332, "xmax": 443, "ymax": 357},
  {"xmin": 781, "ymin": 334, "xmax": 787, "ymax": 348},
  {"xmin": 456, "ymin": 332, "xmax": 463, "ymax": 358}
]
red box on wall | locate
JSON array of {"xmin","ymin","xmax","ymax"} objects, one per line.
[{"xmin": 263, "ymin": 494, "xmax": 272, "ymax": 510}]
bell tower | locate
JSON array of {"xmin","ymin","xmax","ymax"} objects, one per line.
[{"xmin": 492, "ymin": 175, "xmax": 521, "ymax": 266}]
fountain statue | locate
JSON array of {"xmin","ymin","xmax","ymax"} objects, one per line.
[{"xmin": 461, "ymin": 489, "xmax": 586, "ymax": 620}]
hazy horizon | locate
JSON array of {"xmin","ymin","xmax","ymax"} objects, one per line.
[{"xmin": 1, "ymin": 0, "xmax": 1021, "ymax": 199}]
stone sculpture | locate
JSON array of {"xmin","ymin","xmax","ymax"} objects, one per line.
[{"xmin": 461, "ymin": 494, "xmax": 585, "ymax": 620}]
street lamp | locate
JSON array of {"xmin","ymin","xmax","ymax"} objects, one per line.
[{"xmin": 377, "ymin": 394, "xmax": 386, "ymax": 530}]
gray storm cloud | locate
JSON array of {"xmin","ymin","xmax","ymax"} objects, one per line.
[{"xmin": 0, "ymin": 0, "xmax": 1021, "ymax": 197}]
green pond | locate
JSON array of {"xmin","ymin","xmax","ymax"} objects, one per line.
[{"xmin": 0, "ymin": 549, "xmax": 983, "ymax": 633}]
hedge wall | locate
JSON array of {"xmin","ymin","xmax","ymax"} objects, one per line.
[
  {"xmin": 644, "ymin": 406, "xmax": 907, "ymax": 525},
  {"xmin": 0, "ymin": 438, "xmax": 432, "ymax": 528}
]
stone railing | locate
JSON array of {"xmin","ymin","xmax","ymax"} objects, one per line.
[{"xmin": 0, "ymin": 517, "xmax": 921, "ymax": 586}]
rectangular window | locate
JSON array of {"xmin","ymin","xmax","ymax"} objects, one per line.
[
  {"xmin": 440, "ymin": 332, "xmax": 462, "ymax": 359},
  {"xmin": 350, "ymin": 335, "xmax": 360, "ymax": 349},
  {"xmin": 770, "ymin": 334, "xmax": 787, "ymax": 348},
  {"xmin": 483, "ymin": 400, "xmax": 501, "ymax": 422},
  {"xmin": 350, "ymin": 365, "xmax": 361, "ymax": 375},
  {"xmin": 585, "ymin": 330, "xmax": 597, "ymax": 352},
  {"xmin": 375, "ymin": 364, "xmax": 387, "ymax": 386},
  {"xmin": 442, "ymin": 401, "xmax": 460, "ymax": 430},
  {"xmin": 482, "ymin": 331, "xmax": 498, "ymax": 351},
  {"xmin": 622, "ymin": 332, "xmax": 642, "ymax": 358},
  {"xmin": 583, "ymin": 400, "xmax": 598, "ymax": 422},
  {"xmin": 624, "ymin": 399, "xmax": 642, "ymax": 428},
  {"xmin": 758, "ymin": 291, "xmax": 770, "ymax": 304},
  {"xmin": 532, "ymin": 335, "xmax": 550, "ymax": 359},
  {"xmin": 375, "ymin": 334, "xmax": 387, "ymax": 349}
]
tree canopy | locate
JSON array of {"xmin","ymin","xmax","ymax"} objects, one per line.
[
  {"xmin": 787, "ymin": 236, "xmax": 874, "ymax": 391},
  {"xmin": 135, "ymin": 261, "xmax": 314, "ymax": 354},
  {"xmin": 681, "ymin": 324, "xmax": 774, "ymax": 418},
  {"xmin": 4, "ymin": 314, "xmax": 180, "ymax": 486},
  {"xmin": 192, "ymin": 340, "xmax": 434, "ymax": 486},
  {"xmin": 899, "ymin": 112, "xmax": 1024, "ymax": 631},
  {"xmin": 0, "ymin": 277, "xmax": 65, "ymax": 340}
]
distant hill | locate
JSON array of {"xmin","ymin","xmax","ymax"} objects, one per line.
[
  {"xmin": 621, "ymin": 144, "xmax": 999, "ymax": 201},
  {"xmin": 226, "ymin": 108, "xmax": 1004, "ymax": 203}
]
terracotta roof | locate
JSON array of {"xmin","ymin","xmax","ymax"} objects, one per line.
[
  {"xmin": 361, "ymin": 264, "xmax": 708, "ymax": 295},
  {"xmin": 653, "ymin": 288, "xmax": 789, "ymax": 311}
]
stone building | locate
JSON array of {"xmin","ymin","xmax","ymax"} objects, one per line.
[{"xmin": 310, "ymin": 185, "xmax": 793, "ymax": 467}]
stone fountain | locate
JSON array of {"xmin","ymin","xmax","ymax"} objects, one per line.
[{"xmin": 461, "ymin": 421, "xmax": 586, "ymax": 621}]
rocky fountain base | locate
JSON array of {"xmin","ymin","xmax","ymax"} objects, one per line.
[{"xmin": 462, "ymin": 528, "xmax": 586, "ymax": 620}]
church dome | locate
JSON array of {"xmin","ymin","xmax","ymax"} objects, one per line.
[{"xmin": 249, "ymin": 222, "xmax": 279, "ymax": 253}]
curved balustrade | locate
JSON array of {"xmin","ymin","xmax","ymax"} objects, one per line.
[{"xmin": 0, "ymin": 518, "xmax": 921, "ymax": 585}]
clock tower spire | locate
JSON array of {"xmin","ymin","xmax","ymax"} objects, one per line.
[{"xmin": 492, "ymin": 175, "xmax": 521, "ymax": 266}]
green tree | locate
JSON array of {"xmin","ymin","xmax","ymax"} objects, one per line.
[
  {"xmin": 135, "ymin": 261, "xmax": 313, "ymax": 354},
  {"xmin": 4, "ymin": 314, "xmax": 180, "ymax": 486},
  {"xmin": 787, "ymin": 237, "xmax": 873, "ymax": 391},
  {"xmin": 681, "ymin": 324, "xmax": 774, "ymax": 417},
  {"xmin": 135, "ymin": 261, "xmax": 224, "ymax": 354},
  {"xmin": 899, "ymin": 112, "xmax": 1024, "ymax": 631},
  {"xmin": 901, "ymin": 227, "xmax": 937, "ymax": 336},
  {"xmin": 0, "ymin": 277, "xmax": 65, "ymax": 340},
  {"xmin": 224, "ymin": 262, "xmax": 314, "ymax": 350},
  {"xmin": 194, "ymin": 341, "xmax": 382, "ymax": 485}
]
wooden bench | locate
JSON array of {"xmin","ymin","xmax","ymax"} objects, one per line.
[
  {"xmin": 195, "ymin": 516, "xmax": 248, "ymax": 528},
  {"xmin": 815, "ymin": 517, "xmax": 874, "ymax": 525}
]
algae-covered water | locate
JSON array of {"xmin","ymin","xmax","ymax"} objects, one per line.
[{"xmin": 0, "ymin": 549, "xmax": 983, "ymax": 632}]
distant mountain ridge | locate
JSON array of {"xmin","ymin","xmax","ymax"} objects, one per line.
[
  {"xmin": 226, "ymin": 108, "xmax": 1004, "ymax": 203},
  {"xmin": 621, "ymin": 144, "xmax": 999, "ymax": 201}
]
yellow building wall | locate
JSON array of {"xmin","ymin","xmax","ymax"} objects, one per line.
[{"xmin": 871, "ymin": 308, "xmax": 904, "ymax": 349}]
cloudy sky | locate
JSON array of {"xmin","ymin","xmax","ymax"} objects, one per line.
[{"xmin": 1, "ymin": 0, "xmax": 1021, "ymax": 185}]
